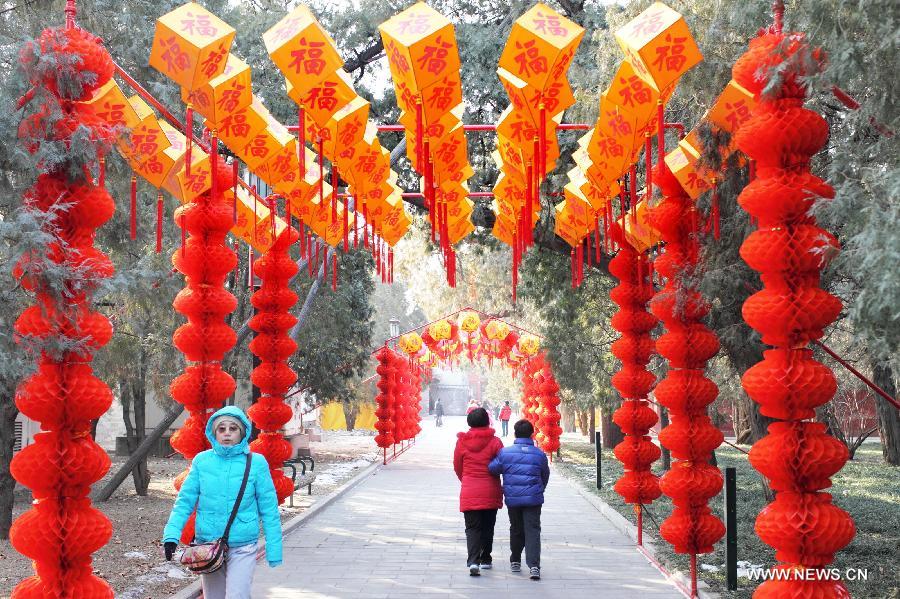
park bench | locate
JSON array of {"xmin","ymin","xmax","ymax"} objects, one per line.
[{"xmin": 282, "ymin": 455, "xmax": 316, "ymax": 507}]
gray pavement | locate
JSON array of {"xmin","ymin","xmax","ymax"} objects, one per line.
[{"xmin": 252, "ymin": 415, "xmax": 680, "ymax": 598}]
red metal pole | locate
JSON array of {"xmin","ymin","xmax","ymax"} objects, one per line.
[
  {"xmin": 637, "ymin": 504, "xmax": 643, "ymax": 546},
  {"xmin": 65, "ymin": 0, "xmax": 76, "ymax": 29},
  {"xmin": 690, "ymin": 553, "xmax": 698, "ymax": 597},
  {"xmin": 814, "ymin": 340, "xmax": 900, "ymax": 410}
]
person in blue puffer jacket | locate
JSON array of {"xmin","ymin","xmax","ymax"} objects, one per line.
[
  {"xmin": 488, "ymin": 419, "xmax": 550, "ymax": 581},
  {"xmin": 162, "ymin": 406, "xmax": 282, "ymax": 598}
]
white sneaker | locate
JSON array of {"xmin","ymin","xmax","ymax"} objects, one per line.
[
  {"xmin": 479, "ymin": 563, "xmax": 492, "ymax": 570},
  {"xmin": 469, "ymin": 564, "xmax": 480, "ymax": 576},
  {"xmin": 529, "ymin": 566, "xmax": 541, "ymax": 580}
]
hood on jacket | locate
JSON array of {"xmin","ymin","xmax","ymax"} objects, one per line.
[
  {"xmin": 457, "ymin": 427, "xmax": 498, "ymax": 453},
  {"xmin": 205, "ymin": 405, "xmax": 252, "ymax": 457}
]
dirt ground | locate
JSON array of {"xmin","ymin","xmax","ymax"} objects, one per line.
[{"xmin": 0, "ymin": 429, "xmax": 379, "ymax": 599}]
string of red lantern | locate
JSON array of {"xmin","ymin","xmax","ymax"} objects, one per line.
[
  {"xmin": 247, "ymin": 227, "xmax": 301, "ymax": 504},
  {"xmin": 608, "ymin": 224, "xmax": 662, "ymax": 532},
  {"xmin": 10, "ymin": 25, "xmax": 117, "ymax": 598},
  {"xmin": 168, "ymin": 156, "xmax": 239, "ymax": 543},
  {"xmin": 649, "ymin": 162, "xmax": 725, "ymax": 570},
  {"xmin": 533, "ymin": 355, "xmax": 563, "ymax": 458},
  {"xmin": 732, "ymin": 30, "xmax": 854, "ymax": 598},
  {"xmin": 374, "ymin": 347, "xmax": 396, "ymax": 456}
]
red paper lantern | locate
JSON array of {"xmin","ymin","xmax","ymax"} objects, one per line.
[
  {"xmin": 609, "ymin": 226, "xmax": 660, "ymax": 510},
  {"xmin": 733, "ymin": 31, "xmax": 852, "ymax": 594},
  {"xmin": 10, "ymin": 26, "xmax": 117, "ymax": 597},
  {"xmin": 648, "ymin": 160, "xmax": 724, "ymax": 556}
]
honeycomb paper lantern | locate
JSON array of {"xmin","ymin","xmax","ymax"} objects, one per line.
[{"xmin": 733, "ymin": 30, "xmax": 852, "ymax": 593}]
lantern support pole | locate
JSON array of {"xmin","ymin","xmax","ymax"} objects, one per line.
[
  {"xmin": 65, "ymin": 0, "xmax": 76, "ymax": 28},
  {"xmin": 814, "ymin": 340, "xmax": 900, "ymax": 409}
]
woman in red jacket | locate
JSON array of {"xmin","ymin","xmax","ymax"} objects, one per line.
[{"xmin": 453, "ymin": 408, "xmax": 504, "ymax": 576}]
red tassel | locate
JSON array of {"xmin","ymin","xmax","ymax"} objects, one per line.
[
  {"xmin": 343, "ymin": 196, "xmax": 349, "ymax": 252},
  {"xmin": 577, "ymin": 243, "xmax": 584, "ymax": 286},
  {"xmin": 388, "ymin": 248, "xmax": 394, "ymax": 283},
  {"xmin": 712, "ymin": 183, "xmax": 720, "ymax": 241},
  {"xmin": 628, "ymin": 166, "xmax": 637, "ymax": 216},
  {"xmin": 594, "ymin": 214, "xmax": 601, "ymax": 262},
  {"xmin": 318, "ymin": 138, "xmax": 324, "ymax": 206},
  {"xmin": 324, "ymin": 245, "xmax": 329, "ymax": 278},
  {"xmin": 155, "ymin": 192, "xmax": 163, "ymax": 253},
  {"xmin": 570, "ymin": 249, "xmax": 575, "ymax": 289},
  {"xmin": 299, "ymin": 219, "xmax": 306, "ymax": 258},
  {"xmin": 253, "ymin": 187, "xmax": 258, "ymax": 243},
  {"xmin": 98, "ymin": 156, "xmax": 105, "ymax": 187},
  {"xmin": 270, "ymin": 197, "xmax": 276, "ymax": 241},
  {"xmin": 130, "ymin": 175, "xmax": 137, "ymax": 240},
  {"xmin": 586, "ymin": 236, "xmax": 592, "ymax": 268},
  {"xmin": 248, "ymin": 247, "xmax": 254, "ymax": 288},
  {"xmin": 331, "ymin": 163, "xmax": 338, "ymax": 222},
  {"xmin": 354, "ymin": 209, "xmax": 359, "ymax": 248},
  {"xmin": 644, "ymin": 132, "xmax": 652, "ymax": 205},
  {"xmin": 298, "ymin": 106, "xmax": 306, "ymax": 175},
  {"xmin": 231, "ymin": 160, "xmax": 238, "ymax": 225},
  {"xmin": 210, "ymin": 130, "xmax": 218, "ymax": 202},
  {"xmin": 332, "ymin": 253, "xmax": 337, "ymax": 291},
  {"xmin": 315, "ymin": 239, "xmax": 321, "ymax": 275},
  {"xmin": 185, "ymin": 104, "xmax": 193, "ymax": 179},
  {"xmin": 362, "ymin": 204, "xmax": 369, "ymax": 249},
  {"xmin": 308, "ymin": 236, "xmax": 314, "ymax": 277}
]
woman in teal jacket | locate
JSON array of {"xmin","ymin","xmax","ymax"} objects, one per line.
[{"xmin": 162, "ymin": 406, "xmax": 282, "ymax": 598}]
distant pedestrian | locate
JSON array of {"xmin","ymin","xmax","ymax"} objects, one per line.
[
  {"xmin": 453, "ymin": 408, "xmax": 504, "ymax": 577},
  {"xmin": 435, "ymin": 398, "xmax": 444, "ymax": 427},
  {"xmin": 488, "ymin": 419, "xmax": 550, "ymax": 581},
  {"xmin": 499, "ymin": 401, "xmax": 512, "ymax": 437},
  {"xmin": 162, "ymin": 406, "xmax": 282, "ymax": 598},
  {"xmin": 466, "ymin": 398, "xmax": 479, "ymax": 414}
]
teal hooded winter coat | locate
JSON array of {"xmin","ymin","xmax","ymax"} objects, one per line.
[{"xmin": 162, "ymin": 406, "xmax": 283, "ymax": 566}]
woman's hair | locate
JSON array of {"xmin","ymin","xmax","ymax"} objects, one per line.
[{"xmin": 467, "ymin": 407, "xmax": 489, "ymax": 428}]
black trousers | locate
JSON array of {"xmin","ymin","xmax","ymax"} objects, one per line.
[
  {"xmin": 508, "ymin": 505, "xmax": 542, "ymax": 568},
  {"xmin": 463, "ymin": 509, "xmax": 497, "ymax": 566}
]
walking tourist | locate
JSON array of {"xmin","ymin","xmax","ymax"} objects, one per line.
[
  {"xmin": 466, "ymin": 397, "xmax": 479, "ymax": 414},
  {"xmin": 488, "ymin": 419, "xmax": 550, "ymax": 581},
  {"xmin": 435, "ymin": 398, "xmax": 444, "ymax": 427},
  {"xmin": 499, "ymin": 401, "xmax": 512, "ymax": 437},
  {"xmin": 453, "ymin": 407, "xmax": 504, "ymax": 576},
  {"xmin": 162, "ymin": 406, "xmax": 283, "ymax": 598}
]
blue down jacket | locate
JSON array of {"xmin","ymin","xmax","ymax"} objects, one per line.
[
  {"xmin": 162, "ymin": 406, "xmax": 283, "ymax": 566},
  {"xmin": 488, "ymin": 438, "xmax": 550, "ymax": 508}
]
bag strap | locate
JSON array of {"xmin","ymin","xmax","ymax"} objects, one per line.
[{"xmin": 222, "ymin": 453, "xmax": 253, "ymax": 543}]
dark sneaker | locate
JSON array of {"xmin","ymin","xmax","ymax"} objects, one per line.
[
  {"xmin": 529, "ymin": 566, "xmax": 541, "ymax": 580},
  {"xmin": 469, "ymin": 564, "xmax": 480, "ymax": 576},
  {"xmin": 479, "ymin": 563, "xmax": 492, "ymax": 570},
  {"xmin": 510, "ymin": 562, "xmax": 521, "ymax": 573}
]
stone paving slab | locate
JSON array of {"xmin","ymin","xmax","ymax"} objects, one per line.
[{"xmin": 253, "ymin": 416, "xmax": 680, "ymax": 598}]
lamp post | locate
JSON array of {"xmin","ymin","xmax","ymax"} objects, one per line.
[{"xmin": 389, "ymin": 317, "xmax": 400, "ymax": 340}]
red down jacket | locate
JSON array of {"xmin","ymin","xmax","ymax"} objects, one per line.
[{"xmin": 453, "ymin": 427, "xmax": 504, "ymax": 512}]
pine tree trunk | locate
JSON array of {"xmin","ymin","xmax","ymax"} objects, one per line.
[
  {"xmin": 873, "ymin": 363, "xmax": 900, "ymax": 466},
  {"xmin": 659, "ymin": 405, "xmax": 671, "ymax": 471},
  {"xmin": 130, "ymin": 348, "xmax": 150, "ymax": 495},
  {"xmin": 0, "ymin": 395, "xmax": 18, "ymax": 539},
  {"xmin": 575, "ymin": 409, "xmax": 588, "ymax": 436},
  {"xmin": 732, "ymin": 396, "xmax": 753, "ymax": 444},
  {"xmin": 343, "ymin": 402, "xmax": 358, "ymax": 432},
  {"xmin": 599, "ymin": 406, "xmax": 623, "ymax": 449}
]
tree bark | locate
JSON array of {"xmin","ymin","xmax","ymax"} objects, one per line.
[
  {"xmin": 575, "ymin": 409, "xmax": 588, "ymax": 436},
  {"xmin": 599, "ymin": 405, "xmax": 624, "ymax": 449},
  {"xmin": 873, "ymin": 363, "xmax": 900, "ymax": 466},
  {"xmin": 96, "ymin": 404, "xmax": 184, "ymax": 502},
  {"xmin": 0, "ymin": 395, "xmax": 18, "ymax": 539},
  {"xmin": 343, "ymin": 402, "xmax": 358, "ymax": 432},
  {"xmin": 659, "ymin": 405, "xmax": 671, "ymax": 471},
  {"xmin": 588, "ymin": 406, "xmax": 596, "ymax": 445},
  {"xmin": 128, "ymin": 346, "xmax": 150, "ymax": 495}
]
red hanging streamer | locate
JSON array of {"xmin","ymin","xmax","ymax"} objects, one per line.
[
  {"xmin": 155, "ymin": 192, "xmax": 163, "ymax": 253},
  {"xmin": 298, "ymin": 106, "xmax": 305, "ymax": 176},
  {"xmin": 98, "ymin": 156, "xmax": 105, "ymax": 187},
  {"xmin": 130, "ymin": 175, "xmax": 137, "ymax": 240},
  {"xmin": 331, "ymin": 164, "xmax": 338, "ymax": 221},
  {"xmin": 353, "ymin": 209, "xmax": 359, "ymax": 248},
  {"xmin": 231, "ymin": 159, "xmax": 238, "ymax": 225},
  {"xmin": 343, "ymin": 196, "xmax": 349, "ymax": 252},
  {"xmin": 332, "ymin": 253, "xmax": 337, "ymax": 291},
  {"xmin": 185, "ymin": 104, "xmax": 193, "ymax": 179}
]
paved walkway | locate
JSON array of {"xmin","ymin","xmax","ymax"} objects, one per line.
[{"xmin": 253, "ymin": 416, "xmax": 679, "ymax": 598}]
